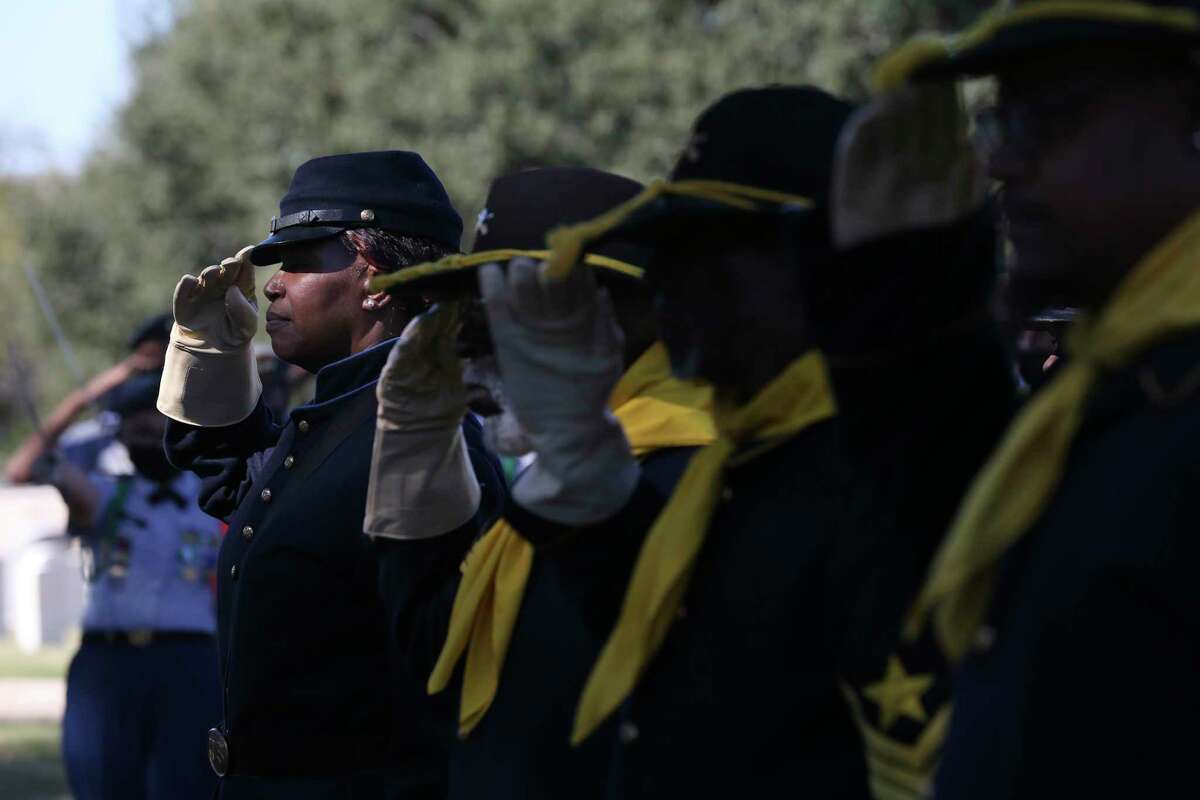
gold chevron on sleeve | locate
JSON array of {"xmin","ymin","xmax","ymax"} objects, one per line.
[{"xmin": 841, "ymin": 675, "xmax": 951, "ymax": 800}]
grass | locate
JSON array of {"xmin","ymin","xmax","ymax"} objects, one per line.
[
  {"xmin": 0, "ymin": 721, "xmax": 69, "ymax": 799},
  {"xmin": 0, "ymin": 636, "xmax": 75, "ymax": 680},
  {"xmin": 0, "ymin": 637, "xmax": 72, "ymax": 798}
]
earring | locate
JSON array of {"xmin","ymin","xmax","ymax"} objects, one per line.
[{"xmin": 364, "ymin": 298, "xmax": 377, "ymax": 311}]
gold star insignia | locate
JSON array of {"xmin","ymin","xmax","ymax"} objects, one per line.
[{"xmin": 862, "ymin": 656, "xmax": 934, "ymax": 730}]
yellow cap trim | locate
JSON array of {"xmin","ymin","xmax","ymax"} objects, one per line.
[
  {"xmin": 369, "ymin": 248, "xmax": 644, "ymax": 292},
  {"xmin": 875, "ymin": 1, "xmax": 1200, "ymax": 91},
  {"xmin": 544, "ymin": 178, "xmax": 815, "ymax": 280}
]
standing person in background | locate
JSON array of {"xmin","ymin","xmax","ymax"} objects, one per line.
[
  {"xmin": 159, "ymin": 151, "xmax": 504, "ymax": 799},
  {"xmin": 880, "ymin": 2, "xmax": 1200, "ymax": 796},
  {"xmin": 5, "ymin": 326, "xmax": 221, "ymax": 800},
  {"xmin": 6, "ymin": 313, "xmax": 170, "ymax": 481}
]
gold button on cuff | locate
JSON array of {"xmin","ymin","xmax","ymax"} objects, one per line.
[
  {"xmin": 298, "ymin": 420, "xmax": 310, "ymax": 434},
  {"xmin": 283, "ymin": 455, "xmax": 295, "ymax": 469},
  {"xmin": 260, "ymin": 489, "xmax": 272, "ymax": 503},
  {"xmin": 241, "ymin": 525, "xmax": 253, "ymax": 541}
]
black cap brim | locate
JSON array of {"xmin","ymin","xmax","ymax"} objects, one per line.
[{"xmin": 248, "ymin": 225, "xmax": 346, "ymax": 266}]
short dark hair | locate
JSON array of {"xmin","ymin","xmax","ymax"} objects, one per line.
[{"xmin": 339, "ymin": 228, "xmax": 456, "ymax": 273}]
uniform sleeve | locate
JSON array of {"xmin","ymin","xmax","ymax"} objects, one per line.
[
  {"xmin": 163, "ymin": 396, "xmax": 282, "ymax": 523},
  {"xmin": 374, "ymin": 415, "xmax": 507, "ymax": 675}
]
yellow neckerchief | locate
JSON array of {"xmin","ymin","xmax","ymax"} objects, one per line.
[
  {"xmin": 571, "ymin": 350, "xmax": 837, "ymax": 745},
  {"xmin": 369, "ymin": 249, "xmax": 643, "ymax": 293},
  {"xmin": 874, "ymin": 1, "xmax": 1200, "ymax": 91},
  {"xmin": 545, "ymin": 179, "xmax": 814, "ymax": 279},
  {"xmin": 906, "ymin": 207, "xmax": 1200, "ymax": 664},
  {"xmin": 426, "ymin": 343, "xmax": 715, "ymax": 737}
]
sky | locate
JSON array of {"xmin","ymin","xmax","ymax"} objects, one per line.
[{"xmin": 0, "ymin": 0, "xmax": 165, "ymax": 176}]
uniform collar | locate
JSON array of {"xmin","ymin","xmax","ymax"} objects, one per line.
[{"xmin": 299, "ymin": 337, "xmax": 398, "ymax": 412}]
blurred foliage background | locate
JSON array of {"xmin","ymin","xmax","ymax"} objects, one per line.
[{"xmin": 0, "ymin": 0, "xmax": 991, "ymax": 451}]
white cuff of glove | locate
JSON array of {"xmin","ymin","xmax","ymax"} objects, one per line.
[
  {"xmin": 513, "ymin": 411, "xmax": 640, "ymax": 526},
  {"xmin": 364, "ymin": 423, "xmax": 482, "ymax": 540},
  {"xmin": 157, "ymin": 329, "xmax": 262, "ymax": 427}
]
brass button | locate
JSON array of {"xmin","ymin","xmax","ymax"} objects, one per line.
[
  {"xmin": 230, "ymin": 564, "xmax": 239, "ymax": 580},
  {"xmin": 207, "ymin": 728, "xmax": 229, "ymax": 777},
  {"xmin": 241, "ymin": 525, "xmax": 253, "ymax": 541},
  {"xmin": 298, "ymin": 420, "xmax": 310, "ymax": 434},
  {"xmin": 283, "ymin": 455, "xmax": 295, "ymax": 469},
  {"xmin": 260, "ymin": 489, "xmax": 272, "ymax": 503},
  {"xmin": 360, "ymin": 208, "xmax": 376, "ymax": 222}
]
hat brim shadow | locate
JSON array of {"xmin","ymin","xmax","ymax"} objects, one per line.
[{"xmin": 249, "ymin": 225, "xmax": 347, "ymax": 266}]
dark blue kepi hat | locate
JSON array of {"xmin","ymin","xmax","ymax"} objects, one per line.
[{"xmin": 249, "ymin": 151, "xmax": 463, "ymax": 266}]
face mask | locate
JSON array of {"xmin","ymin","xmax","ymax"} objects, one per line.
[{"xmin": 126, "ymin": 443, "xmax": 179, "ymax": 483}]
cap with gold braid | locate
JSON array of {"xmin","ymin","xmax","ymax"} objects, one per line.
[
  {"xmin": 545, "ymin": 86, "xmax": 852, "ymax": 278},
  {"xmin": 876, "ymin": 0, "xmax": 1200, "ymax": 90},
  {"xmin": 371, "ymin": 167, "xmax": 648, "ymax": 296}
]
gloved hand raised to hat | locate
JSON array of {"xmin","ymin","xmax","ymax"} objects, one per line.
[
  {"xmin": 157, "ymin": 245, "xmax": 263, "ymax": 427},
  {"xmin": 364, "ymin": 302, "xmax": 482, "ymax": 540},
  {"xmin": 479, "ymin": 257, "xmax": 638, "ymax": 525},
  {"xmin": 832, "ymin": 82, "xmax": 986, "ymax": 250}
]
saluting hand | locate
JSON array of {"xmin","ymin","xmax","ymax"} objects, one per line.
[
  {"xmin": 365, "ymin": 302, "xmax": 480, "ymax": 541},
  {"xmin": 832, "ymin": 82, "xmax": 985, "ymax": 249},
  {"xmin": 172, "ymin": 245, "xmax": 259, "ymax": 348},
  {"xmin": 478, "ymin": 256, "xmax": 625, "ymax": 441},
  {"xmin": 478, "ymin": 257, "xmax": 637, "ymax": 525},
  {"xmin": 157, "ymin": 245, "xmax": 263, "ymax": 427},
  {"xmin": 377, "ymin": 302, "xmax": 466, "ymax": 432}
]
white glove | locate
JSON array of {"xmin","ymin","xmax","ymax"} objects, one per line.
[
  {"xmin": 479, "ymin": 257, "xmax": 638, "ymax": 525},
  {"xmin": 157, "ymin": 245, "xmax": 262, "ymax": 426},
  {"xmin": 833, "ymin": 82, "xmax": 985, "ymax": 250},
  {"xmin": 364, "ymin": 303, "xmax": 481, "ymax": 540}
]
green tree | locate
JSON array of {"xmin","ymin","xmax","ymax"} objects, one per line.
[{"xmin": 2, "ymin": 0, "xmax": 992, "ymax": 451}]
